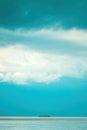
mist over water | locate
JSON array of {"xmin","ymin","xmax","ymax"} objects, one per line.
[{"xmin": 0, "ymin": 118, "xmax": 87, "ymax": 130}]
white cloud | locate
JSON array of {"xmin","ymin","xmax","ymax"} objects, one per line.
[
  {"xmin": 30, "ymin": 28, "xmax": 87, "ymax": 39},
  {"xmin": 0, "ymin": 45, "xmax": 87, "ymax": 84},
  {"xmin": 0, "ymin": 27, "xmax": 87, "ymax": 46},
  {"xmin": 0, "ymin": 27, "xmax": 87, "ymax": 58},
  {"xmin": 0, "ymin": 27, "xmax": 87, "ymax": 84},
  {"xmin": 11, "ymin": 28, "xmax": 87, "ymax": 46}
]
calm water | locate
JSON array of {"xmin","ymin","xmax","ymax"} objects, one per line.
[{"xmin": 0, "ymin": 117, "xmax": 87, "ymax": 130}]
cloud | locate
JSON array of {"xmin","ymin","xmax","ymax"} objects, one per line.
[
  {"xmin": 0, "ymin": 44, "xmax": 87, "ymax": 84},
  {"xmin": 0, "ymin": 27, "xmax": 87, "ymax": 55},
  {"xmin": 0, "ymin": 27, "xmax": 87, "ymax": 84},
  {"xmin": 1, "ymin": 27, "xmax": 87, "ymax": 44},
  {"xmin": 18, "ymin": 28, "xmax": 87, "ymax": 46}
]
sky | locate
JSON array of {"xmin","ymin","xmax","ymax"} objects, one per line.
[{"xmin": 0, "ymin": 0, "xmax": 87, "ymax": 116}]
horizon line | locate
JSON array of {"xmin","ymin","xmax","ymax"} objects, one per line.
[{"xmin": 0, "ymin": 116, "xmax": 87, "ymax": 120}]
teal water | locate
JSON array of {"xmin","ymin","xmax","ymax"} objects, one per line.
[{"xmin": 0, "ymin": 118, "xmax": 87, "ymax": 130}]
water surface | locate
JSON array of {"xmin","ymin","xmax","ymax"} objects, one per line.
[{"xmin": 0, "ymin": 117, "xmax": 87, "ymax": 130}]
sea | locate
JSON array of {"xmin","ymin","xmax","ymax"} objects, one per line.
[{"xmin": 0, "ymin": 117, "xmax": 87, "ymax": 130}]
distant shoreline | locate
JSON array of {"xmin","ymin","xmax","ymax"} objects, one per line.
[{"xmin": 0, "ymin": 117, "xmax": 87, "ymax": 120}]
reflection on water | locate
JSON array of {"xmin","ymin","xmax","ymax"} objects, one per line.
[{"xmin": 0, "ymin": 118, "xmax": 87, "ymax": 130}]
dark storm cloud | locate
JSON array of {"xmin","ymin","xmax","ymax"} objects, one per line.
[{"xmin": 0, "ymin": 0, "xmax": 87, "ymax": 29}]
